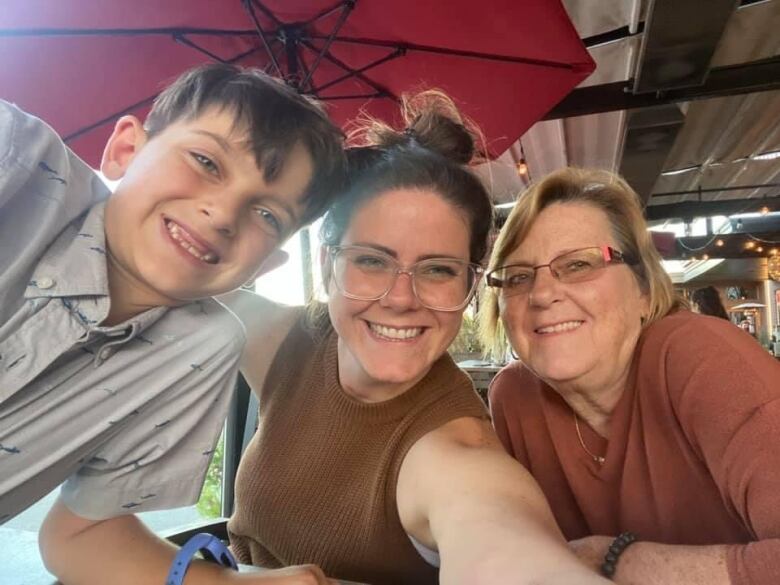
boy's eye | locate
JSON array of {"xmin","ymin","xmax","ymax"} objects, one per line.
[
  {"xmin": 255, "ymin": 207, "xmax": 282, "ymax": 235},
  {"xmin": 191, "ymin": 152, "xmax": 219, "ymax": 175}
]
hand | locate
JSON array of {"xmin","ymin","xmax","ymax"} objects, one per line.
[
  {"xmin": 568, "ymin": 535, "xmax": 614, "ymax": 573},
  {"xmin": 238, "ymin": 564, "xmax": 341, "ymax": 584}
]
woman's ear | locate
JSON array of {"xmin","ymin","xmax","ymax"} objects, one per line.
[{"xmin": 100, "ymin": 115, "xmax": 147, "ymax": 181}]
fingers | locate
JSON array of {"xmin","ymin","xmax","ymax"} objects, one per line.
[{"xmin": 250, "ymin": 563, "xmax": 340, "ymax": 584}]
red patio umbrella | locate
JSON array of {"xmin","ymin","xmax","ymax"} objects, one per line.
[{"xmin": 0, "ymin": 0, "xmax": 594, "ymax": 167}]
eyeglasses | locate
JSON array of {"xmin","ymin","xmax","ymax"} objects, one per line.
[
  {"xmin": 486, "ymin": 245, "xmax": 636, "ymax": 298},
  {"xmin": 328, "ymin": 245, "xmax": 483, "ymax": 312}
]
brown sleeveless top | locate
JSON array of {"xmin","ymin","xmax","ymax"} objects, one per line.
[{"xmin": 228, "ymin": 308, "xmax": 487, "ymax": 585}]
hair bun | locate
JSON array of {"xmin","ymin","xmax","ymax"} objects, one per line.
[{"xmin": 348, "ymin": 90, "xmax": 482, "ymax": 166}]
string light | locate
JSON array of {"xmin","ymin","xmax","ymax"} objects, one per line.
[
  {"xmin": 745, "ymin": 241, "xmax": 756, "ymax": 250},
  {"xmin": 715, "ymin": 239, "xmax": 724, "ymax": 247},
  {"xmin": 702, "ymin": 253, "xmax": 709, "ymax": 260},
  {"xmin": 760, "ymin": 205, "xmax": 770, "ymax": 215},
  {"xmin": 757, "ymin": 246, "xmax": 764, "ymax": 253},
  {"xmin": 769, "ymin": 255, "xmax": 780, "ymax": 281},
  {"xmin": 516, "ymin": 160, "xmax": 529, "ymax": 177}
]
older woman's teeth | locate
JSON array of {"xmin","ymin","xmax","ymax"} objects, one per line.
[
  {"xmin": 369, "ymin": 323, "xmax": 423, "ymax": 340},
  {"xmin": 167, "ymin": 221, "xmax": 218, "ymax": 264},
  {"xmin": 537, "ymin": 321, "xmax": 583, "ymax": 334}
]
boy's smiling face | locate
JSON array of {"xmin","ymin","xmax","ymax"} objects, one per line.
[{"xmin": 102, "ymin": 107, "xmax": 313, "ymax": 312}]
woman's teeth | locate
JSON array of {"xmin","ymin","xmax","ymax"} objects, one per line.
[
  {"xmin": 369, "ymin": 323, "xmax": 423, "ymax": 340},
  {"xmin": 166, "ymin": 221, "xmax": 218, "ymax": 264},
  {"xmin": 536, "ymin": 321, "xmax": 583, "ymax": 334}
]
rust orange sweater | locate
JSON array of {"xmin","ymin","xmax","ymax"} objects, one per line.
[
  {"xmin": 228, "ymin": 311, "xmax": 487, "ymax": 585},
  {"xmin": 490, "ymin": 311, "xmax": 780, "ymax": 585}
]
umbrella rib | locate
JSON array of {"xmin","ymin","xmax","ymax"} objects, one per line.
[
  {"xmin": 0, "ymin": 26, "xmax": 258, "ymax": 38},
  {"xmin": 174, "ymin": 34, "xmax": 229, "ymax": 63},
  {"xmin": 63, "ymin": 95, "xmax": 157, "ymax": 144},
  {"xmin": 297, "ymin": 52, "xmax": 317, "ymax": 96},
  {"xmin": 307, "ymin": 35, "xmax": 580, "ymax": 71},
  {"xmin": 62, "ymin": 45, "xmax": 261, "ymax": 144},
  {"xmin": 301, "ymin": 0, "xmax": 356, "ymax": 90},
  {"xmin": 242, "ymin": 0, "xmax": 283, "ymax": 78},
  {"xmin": 247, "ymin": 0, "xmax": 283, "ymax": 26},
  {"xmin": 2, "ymin": 27, "xmax": 579, "ymax": 71},
  {"xmin": 299, "ymin": 39, "xmax": 397, "ymax": 101},
  {"xmin": 301, "ymin": 0, "xmax": 354, "ymax": 28},
  {"xmin": 320, "ymin": 92, "xmax": 384, "ymax": 101},
  {"xmin": 312, "ymin": 47, "xmax": 405, "ymax": 94}
]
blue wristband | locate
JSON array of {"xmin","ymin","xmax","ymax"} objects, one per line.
[{"xmin": 166, "ymin": 533, "xmax": 238, "ymax": 585}]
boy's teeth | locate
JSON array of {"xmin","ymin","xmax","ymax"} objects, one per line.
[
  {"xmin": 166, "ymin": 221, "xmax": 217, "ymax": 264},
  {"xmin": 369, "ymin": 323, "xmax": 423, "ymax": 340},
  {"xmin": 537, "ymin": 321, "xmax": 583, "ymax": 334}
]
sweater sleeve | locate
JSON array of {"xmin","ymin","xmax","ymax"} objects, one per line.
[{"xmin": 661, "ymin": 315, "xmax": 780, "ymax": 585}]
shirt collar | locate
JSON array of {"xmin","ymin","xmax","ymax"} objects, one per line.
[
  {"xmin": 24, "ymin": 201, "xmax": 170, "ymax": 335},
  {"xmin": 26, "ymin": 200, "xmax": 110, "ymax": 300}
]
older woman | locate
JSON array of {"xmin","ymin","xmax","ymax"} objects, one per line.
[{"xmin": 481, "ymin": 168, "xmax": 780, "ymax": 585}]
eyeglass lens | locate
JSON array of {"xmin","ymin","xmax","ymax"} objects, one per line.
[
  {"xmin": 492, "ymin": 247, "xmax": 610, "ymax": 296},
  {"xmin": 332, "ymin": 247, "xmax": 475, "ymax": 310}
]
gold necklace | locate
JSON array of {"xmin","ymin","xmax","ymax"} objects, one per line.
[{"xmin": 573, "ymin": 411, "xmax": 605, "ymax": 465}]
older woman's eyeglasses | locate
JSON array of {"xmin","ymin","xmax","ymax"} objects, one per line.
[
  {"xmin": 486, "ymin": 245, "xmax": 636, "ymax": 298},
  {"xmin": 328, "ymin": 245, "xmax": 484, "ymax": 311}
]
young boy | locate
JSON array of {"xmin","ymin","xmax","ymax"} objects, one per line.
[{"xmin": 0, "ymin": 64, "xmax": 344, "ymax": 584}]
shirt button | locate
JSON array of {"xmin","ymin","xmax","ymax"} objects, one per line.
[{"xmin": 37, "ymin": 277, "xmax": 55, "ymax": 289}]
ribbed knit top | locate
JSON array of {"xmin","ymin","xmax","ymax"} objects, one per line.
[{"xmin": 228, "ymin": 308, "xmax": 488, "ymax": 585}]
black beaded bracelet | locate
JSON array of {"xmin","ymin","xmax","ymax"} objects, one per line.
[{"xmin": 600, "ymin": 531, "xmax": 637, "ymax": 579}]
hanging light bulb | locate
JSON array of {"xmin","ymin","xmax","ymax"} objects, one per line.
[
  {"xmin": 769, "ymin": 255, "xmax": 780, "ymax": 281},
  {"xmin": 715, "ymin": 239, "xmax": 724, "ymax": 247},
  {"xmin": 702, "ymin": 253, "xmax": 709, "ymax": 260},
  {"xmin": 745, "ymin": 241, "xmax": 755, "ymax": 250},
  {"xmin": 516, "ymin": 159, "xmax": 528, "ymax": 177},
  {"xmin": 770, "ymin": 248, "xmax": 779, "ymax": 256},
  {"xmin": 760, "ymin": 205, "xmax": 770, "ymax": 215},
  {"xmin": 757, "ymin": 246, "xmax": 764, "ymax": 253}
]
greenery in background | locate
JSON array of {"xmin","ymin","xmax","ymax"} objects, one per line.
[
  {"xmin": 197, "ymin": 432, "xmax": 224, "ymax": 518},
  {"xmin": 449, "ymin": 313, "xmax": 484, "ymax": 357}
]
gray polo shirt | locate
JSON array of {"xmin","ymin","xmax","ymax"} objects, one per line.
[{"xmin": 0, "ymin": 100, "xmax": 245, "ymax": 522}]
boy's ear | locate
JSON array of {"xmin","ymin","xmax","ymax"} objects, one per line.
[{"xmin": 100, "ymin": 115, "xmax": 147, "ymax": 181}]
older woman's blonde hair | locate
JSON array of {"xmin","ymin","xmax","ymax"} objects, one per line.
[{"xmin": 480, "ymin": 167, "xmax": 684, "ymax": 359}]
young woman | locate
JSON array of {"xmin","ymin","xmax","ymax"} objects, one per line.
[{"xmin": 224, "ymin": 95, "xmax": 608, "ymax": 585}]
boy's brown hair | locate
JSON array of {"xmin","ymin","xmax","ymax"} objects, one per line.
[{"xmin": 145, "ymin": 63, "xmax": 346, "ymax": 225}]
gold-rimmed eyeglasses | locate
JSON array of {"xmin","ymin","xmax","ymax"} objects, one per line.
[{"xmin": 328, "ymin": 245, "xmax": 483, "ymax": 311}]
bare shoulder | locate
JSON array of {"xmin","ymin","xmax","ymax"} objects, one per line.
[{"xmin": 409, "ymin": 416, "xmax": 505, "ymax": 462}]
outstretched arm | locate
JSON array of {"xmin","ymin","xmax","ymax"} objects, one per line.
[
  {"xmin": 397, "ymin": 416, "xmax": 609, "ymax": 585},
  {"xmin": 218, "ymin": 289, "xmax": 300, "ymax": 374}
]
